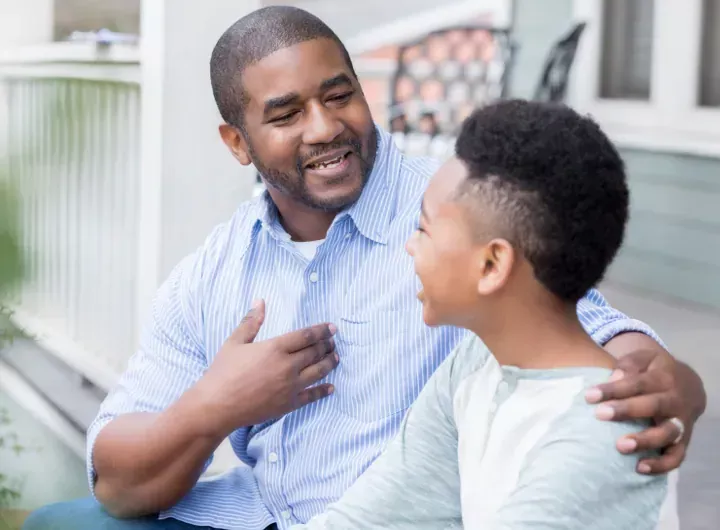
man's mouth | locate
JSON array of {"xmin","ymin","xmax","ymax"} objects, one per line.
[{"xmin": 305, "ymin": 151, "xmax": 352, "ymax": 171}]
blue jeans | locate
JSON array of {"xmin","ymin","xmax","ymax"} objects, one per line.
[{"xmin": 22, "ymin": 497, "xmax": 277, "ymax": 530}]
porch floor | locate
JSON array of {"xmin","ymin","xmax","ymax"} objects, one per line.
[{"xmin": 0, "ymin": 390, "xmax": 88, "ymax": 513}]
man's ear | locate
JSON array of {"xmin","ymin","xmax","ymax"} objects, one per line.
[
  {"xmin": 219, "ymin": 124, "xmax": 252, "ymax": 165},
  {"xmin": 476, "ymin": 239, "xmax": 515, "ymax": 296}
]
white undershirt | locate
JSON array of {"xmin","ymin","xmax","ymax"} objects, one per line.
[{"xmin": 293, "ymin": 239, "xmax": 325, "ymax": 261}]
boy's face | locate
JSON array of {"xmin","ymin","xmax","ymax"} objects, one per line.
[{"xmin": 405, "ymin": 158, "xmax": 485, "ymax": 327}]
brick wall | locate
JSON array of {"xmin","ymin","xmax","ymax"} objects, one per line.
[{"xmin": 354, "ymin": 12, "xmax": 494, "ymax": 129}]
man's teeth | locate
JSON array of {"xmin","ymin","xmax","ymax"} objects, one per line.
[{"xmin": 311, "ymin": 154, "xmax": 346, "ymax": 169}]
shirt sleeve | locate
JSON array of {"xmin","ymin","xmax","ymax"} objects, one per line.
[
  {"xmin": 292, "ymin": 334, "xmax": 489, "ymax": 530},
  {"xmin": 85, "ymin": 249, "xmax": 211, "ymax": 497},
  {"xmin": 485, "ymin": 405, "xmax": 671, "ymax": 530},
  {"xmin": 577, "ymin": 288, "xmax": 667, "ymax": 349}
]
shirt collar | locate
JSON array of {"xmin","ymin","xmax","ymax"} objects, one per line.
[
  {"xmin": 251, "ymin": 124, "xmax": 402, "ymax": 245},
  {"xmin": 343, "ymin": 125, "xmax": 400, "ymax": 244}
]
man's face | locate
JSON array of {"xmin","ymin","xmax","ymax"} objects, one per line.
[
  {"xmin": 405, "ymin": 158, "xmax": 483, "ymax": 327},
  {"xmin": 226, "ymin": 38, "xmax": 377, "ymax": 212}
]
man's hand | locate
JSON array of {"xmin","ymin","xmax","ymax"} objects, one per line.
[
  {"xmin": 192, "ymin": 299, "xmax": 339, "ymax": 438},
  {"xmin": 586, "ymin": 344, "xmax": 706, "ymax": 475}
]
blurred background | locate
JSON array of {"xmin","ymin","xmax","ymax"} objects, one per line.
[{"xmin": 0, "ymin": 0, "xmax": 718, "ymax": 528}]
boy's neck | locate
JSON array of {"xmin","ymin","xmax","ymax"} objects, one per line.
[{"xmin": 467, "ymin": 295, "xmax": 615, "ymax": 370}]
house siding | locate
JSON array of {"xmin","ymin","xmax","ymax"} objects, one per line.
[
  {"xmin": 608, "ymin": 150, "xmax": 720, "ymax": 309},
  {"xmin": 511, "ymin": 0, "xmax": 720, "ymax": 309}
]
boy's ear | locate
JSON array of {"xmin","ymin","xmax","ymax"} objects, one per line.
[
  {"xmin": 219, "ymin": 124, "xmax": 252, "ymax": 165},
  {"xmin": 476, "ymin": 239, "xmax": 515, "ymax": 296}
]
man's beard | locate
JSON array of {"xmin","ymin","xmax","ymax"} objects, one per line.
[{"xmin": 249, "ymin": 128, "xmax": 378, "ymax": 212}]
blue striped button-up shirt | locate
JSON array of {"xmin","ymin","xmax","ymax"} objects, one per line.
[{"xmin": 87, "ymin": 126, "xmax": 661, "ymax": 530}]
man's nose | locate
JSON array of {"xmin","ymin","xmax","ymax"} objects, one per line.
[{"xmin": 302, "ymin": 102, "xmax": 344, "ymax": 145}]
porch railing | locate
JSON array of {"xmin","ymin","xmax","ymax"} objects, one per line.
[{"xmin": 0, "ymin": 43, "xmax": 141, "ymax": 390}]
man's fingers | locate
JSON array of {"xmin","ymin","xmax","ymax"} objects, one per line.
[
  {"xmin": 278, "ymin": 323, "xmax": 336, "ymax": 353},
  {"xmin": 298, "ymin": 351, "xmax": 339, "ymax": 388},
  {"xmin": 594, "ymin": 393, "xmax": 677, "ymax": 422},
  {"xmin": 295, "ymin": 384, "xmax": 335, "ymax": 408},
  {"xmin": 586, "ymin": 370, "xmax": 671, "ymax": 404},
  {"xmin": 637, "ymin": 442, "xmax": 686, "ymax": 475},
  {"xmin": 615, "ymin": 419, "xmax": 683, "ymax": 454},
  {"xmin": 230, "ymin": 299, "xmax": 265, "ymax": 343},
  {"xmin": 294, "ymin": 337, "xmax": 335, "ymax": 369}
]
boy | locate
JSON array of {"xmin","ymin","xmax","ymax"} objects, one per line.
[{"xmin": 292, "ymin": 100, "xmax": 671, "ymax": 529}]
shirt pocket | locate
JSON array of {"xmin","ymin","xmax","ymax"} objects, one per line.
[{"xmin": 333, "ymin": 311, "xmax": 416, "ymax": 422}]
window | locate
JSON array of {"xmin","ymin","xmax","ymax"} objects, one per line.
[
  {"xmin": 599, "ymin": 0, "xmax": 655, "ymax": 100},
  {"xmin": 571, "ymin": 0, "xmax": 720, "ymax": 158},
  {"xmin": 699, "ymin": 0, "xmax": 720, "ymax": 107}
]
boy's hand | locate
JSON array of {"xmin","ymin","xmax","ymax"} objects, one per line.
[{"xmin": 585, "ymin": 347, "xmax": 706, "ymax": 475}]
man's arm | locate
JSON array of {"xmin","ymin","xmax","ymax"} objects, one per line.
[
  {"xmin": 92, "ymin": 397, "xmax": 225, "ymax": 518},
  {"xmin": 577, "ymin": 288, "xmax": 707, "ymax": 473},
  {"xmin": 91, "ymin": 251, "xmax": 339, "ymax": 518},
  {"xmin": 90, "ymin": 251, "xmax": 227, "ymax": 518}
]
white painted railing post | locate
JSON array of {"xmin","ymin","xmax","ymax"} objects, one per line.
[{"xmin": 136, "ymin": 0, "xmax": 262, "ymax": 332}]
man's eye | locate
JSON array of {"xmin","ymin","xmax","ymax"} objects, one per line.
[
  {"xmin": 271, "ymin": 111, "xmax": 298, "ymax": 124},
  {"xmin": 328, "ymin": 92, "xmax": 353, "ymax": 103}
]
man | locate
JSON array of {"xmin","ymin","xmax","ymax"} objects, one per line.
[{"xmin": 24, "ymin": 6, "xmax": 706, "ymax": 530}]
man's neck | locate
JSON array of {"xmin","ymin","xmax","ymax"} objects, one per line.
[
  {"xmin": 268, "ymin": 191, "xmax": 337, "ymax": 242},
  {"xmin": 467, "ymin": 296, "xmax": 615, "ymax": 370},
  {"xmin": 279, "ymin": 208, "xmax": 335, "ymax": 242}
]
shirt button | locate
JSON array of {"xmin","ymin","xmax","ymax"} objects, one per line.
[
  {"xmin": 497, "ymin": 381, "xmax": 509, "ymax": 394},
  {"xmin": 268, "ymin": 452, "xmax": 278, "ymax": 463},
  {"xmin": 345, "ymin": 233, "xmax": 351, "ymax": 240},
  {"xmin": 281, "ymin": 510, "xmax": 292, "ymax": 520},
  {"xmin": 309, "ymin": 271, "xmax": 319, "ymax": 283}
]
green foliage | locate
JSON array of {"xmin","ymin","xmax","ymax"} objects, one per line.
[
  {"xmin": 0, "ymin": 103, "xmax": 27, "ymax": 513},
  {"xmin": 0, "ymin": 181, "xmax": 22, "ymax": 300},
  {"xmin": 0, "ymin": 406, "xmax": 23, "ymax": 509}
]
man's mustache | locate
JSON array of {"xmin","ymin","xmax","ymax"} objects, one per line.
[{"xmin": 297, "ymin": 138, "xmax": 363, "ymax": 172}]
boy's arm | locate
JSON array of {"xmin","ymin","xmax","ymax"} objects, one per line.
[{"xmin": 294, "ymin": 334, "xmax": 486, "ymax": 530}]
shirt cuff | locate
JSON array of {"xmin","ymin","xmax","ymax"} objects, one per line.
[
  {"xmin": 590, "ymin": 317, "xmax": 668, "ymax": 352},
  {"xmin": 86, "ymin": 416, "xmax": 114, "ymax": 498}
]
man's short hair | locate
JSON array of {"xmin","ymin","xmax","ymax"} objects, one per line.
[
  {"xmin": 210, "ymin": 6, "xmax": 357, "ymax": 129},
  {"xmin": 455, "ymin": 99, "xmax": 629, "ymax": 302}
]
